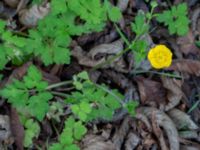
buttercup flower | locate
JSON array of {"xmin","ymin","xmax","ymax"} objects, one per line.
[{"xmin": 148, "ymin": 45, "xmax": 172, "ymax": 69}]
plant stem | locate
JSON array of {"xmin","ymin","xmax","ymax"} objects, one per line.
[
  {"xmin": 133, "ymin": 70, "xmax": 182, "ymax": 79},
  {"xmin": 94, "ymin": 83, "xmax": 125, "ymax": 105},
  {"xmin": 51, "ymin": 91, "xmax": 69, "ymax": 98},
  {"xmin": 46, "ymin": 80, "xmax": 73, "ymax": 90},
  {"xmin": 114, "ymin": 23, "xmax": 130, "ymax": 46}
]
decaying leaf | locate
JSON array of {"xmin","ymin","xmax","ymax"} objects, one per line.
[
  {"xmin": 124, "ymin": 132, "xmax": 140, "ymax": 150},
  {"xmin": 137, "ymin": 107, "xmax": 180, "ymax": 150},
  {"xmin": 135, "ymin": 77, "xmax": 166, "ymax": 108},
  {"xmin": 180, "ymin": 145, "xmax": 200, "ymax": 150},
  {"xmin": 161, "ymin": 77, "xmax": 183, "ymax": 111},
  {"xmin": 19, "ymin": 3, "xmax": 50, "ymax": 27},
  {"xmin": 0, "ymin": 1, "xmax": 16, "ymax": 19},
  {"xmin": 117, "ymin": 0, "xmax": 129, "ymax": 12},
  {"xmin": 10, "ymin": 108, "xmax": 24, "ymax": 150},
  {"xmin": 3, "ymin": 0, "xmax": 19, "ymax": 8},
  {"xmin": 177, "ymin": 30, "xmax": 200, "ymax": 55},
  {"xmin": 167, "ymin": 59, "xmax": 200, "ymax": 76},
  {"xmin": 179, "ymin": 130, "xmax": 199, "ymax": 139},
  {"xmin": 135, "ymin": 113, "xmax": 152, "ymax": 131},
  {"xmin": 151, "ymin": 111, "xmax": 169, "ymax": 150},
  {"xmin": 72, "ymin": 40, "xmax": 129, "ymax": 72},
  {"xmin": 0, "ymin": 115, "xmax": 13, "ymax": 144},
  {"xmin": 112, "ymin": 117, "xmax": 131, "ymax": 150},
  {"xmin": 82, "ymin": 134, "xmax": 115, "ymax": 150},
  {"xmin": 167, "ymin": 108, "xmax": 198, "ymax": 130}
]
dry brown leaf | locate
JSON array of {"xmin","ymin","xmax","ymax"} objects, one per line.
[
  {"xmin": 3, "ymin": 0, "xmax": 19, "ymax": 8},
  {"xmin": 177, "ymin": 30, "xmax": 200, "ymax": 55},
  {"xmin": 10, "ymin": 108, "xmax": 24, "ymax": 150},
  {"xmin": 151, "ymin": 111, "xmax": 169, "ymax": 150},
  {"xmin": 135, "ymin": 113, "xmax": 152, "ymax": 131},
  {"xmin": 117, "ymin": 0, "xmax": 129, "ymax": 12},
  {"xmin": 82, "ymin": 134, "xmax": 115, "ymax": 150},
  {"xmin": 137, "ymin": 107, "xmax": 180, "ymax": 150},
  {"xmin": 161, "ymin": 77, "xmax": 183, "ymax": 111},
  {"xmin": 167, "ymin": 59, "xmax": 200, "ymax": 76},
  {"xmin": 180, "ymin": 145, "xmax": 200, "ymax": 150},
  {"xmin": 179, "ymin": 130, "xmax": 198, "ymax": 139},
  {"xmin": 0, "ymin": 115, "xmax": 13, "ymax": 144},
  {"xmin": 135, "ymin": 77, "xmax": 166, "ymax": 108},
  {"xmin": 124, "ymin": 132, "xmax": 140, "ymax": 150},
  {"xmin": 167, "ymin": 108, "xmax": 198, "ymax": 130},
  {"xmin": 112, "ymin": 117, "xmax": 131, "ymax": 150},
  {"xmin": 19, "ymin": 3, "xmax": 50, "ymax": 27},
  {"xmin": 72, "ymin": 40, "xmax": 129, "ymax": 72}
]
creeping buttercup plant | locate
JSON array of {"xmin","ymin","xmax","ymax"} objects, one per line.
[{"xmin": 0, "ymin": 65, "xmax": 53, "ymax": 121}]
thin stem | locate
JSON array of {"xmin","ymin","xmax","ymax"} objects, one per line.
[
  {"xmin": 187, "ymin": 100, "xmax": 200, "ymax": 114},
  {"xmin": 56, "ymin": 87, "xmax": 75, "ymax": 92},
  {"xmin": 133, "ymin": 70, "xmax": 182, "ymax": 79},
  {"xmin": 51, "ymin": 120, "xmax": 60, "ymax": 137},
  {"xmin": 51, "ymin": 91, "xmax": 69, "ymax": 98},
  {"xmin": 46, "ymin": 80, "xmax": 73, "ymax": 90},
  {"xmin": 114, "ymin": 23, "xmax": 130, "ymax": 46},
  {"xmin": 94, "ymin": 83, "xmax": 125, "ymax": 105}
]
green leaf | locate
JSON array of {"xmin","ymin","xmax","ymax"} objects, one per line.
[
  {"xmin": 0, "ymin": 20, "xmax": 6, "ymax": 33},
  {"xmin": 51, "ymin": 0, "xmax": 67, "ymax": 15},
  {"xmin": 80, "ymin": 102, "xmax": 92, "ymax": 114},
  {"xmin": 0, "ymin": 65, "xmax": 52, "ymax": 120},
  {"xmin": 77, "ymin": 71, "xmax": 89, "ymax": 80},
  {"xmin": 28, "ymin": 92, "xmax": 52, "ymax": 121},
  {"xmin": 73, "ymin": 121, "xmax": 87, "ymax": 140},
  {"xmin": 49, "ymin": 143, "xmax": 63, "ymax": 150},
  {"xmin": 124, "ymin": 101, "xmax": 138, "ymax": 117},
  {"xmin": 23, "ymin": 119, "xmax": 40, "ymax": 147},
  {"xmin": 65, "ymin": 144, "xmax": 80, "ymax": 150},
  {"xmin": 156, "ymin": 3, "xmax": 189, "ymax": 36},
  {"xmin": 108, "ymin": 7, "xmax": 122, "ymax": 22},
  {"xmin": 131, "ymin": 11, "xmax": 149, "ymax": 36},
  {"xmin": 71, "ymin": 105, "xmax": 80, "ymax": 114}
]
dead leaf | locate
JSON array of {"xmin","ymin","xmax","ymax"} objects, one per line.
[
  {"xmin": 161, "ymin": 77, "xmax": 183, "ymax": 111},
  {"xmin": 167, "ymin": 108, "xmax": 198, "ymax": 130},
  {"xmin": 124, "ymin": 132, "xmax": 140, "ymax": 150},
  {"xmin": 19, "ymin": 3, "xmax": 50, "ymax": 27},
  {"xmin": 135, "ymin": 77, "xmax": 166, "ymax": 108},
  {"xmin": 117, "ymin": 0, "xmax": 129, "ymax": 12},
  {"xmin": 180, "ymin": 145, "xmax": 200, "ymax": 150},
  {"xmin": 151, "ymin": 111, "xmax": 169, "ymax": 150},
  {"xmin": 0, "ymin": 115, "xmax": 13, "ymax": 144},
  {"xmin": 72, "ymin": 40, "xmax": 130, "ymax": 72},
  {"xmin": 167, "ymin": 59, "xmax": 200, "ymax": 76},
  {"xmin": 82, "ymin": 134, "xmax": 115, "ymax": 150},
  {"xmin": 3, "ymin": 0, "xmax": 19, "ymax": 8},
  {"xmin": 179, "ymin": 130, "xmax": 198, "ymax": 139},
  {"xmin": 10, "ymin": 108, "xmax": 24, "ymax": 150},
  {"xmin": 135, "ymin": 113, "xmax": 152, "ymax": 131},
  {"xmin": 0, "ymin": 1, "xmax": 16, "ymax": 19},
  {"xmin": 112, "ymin": 117, "xmax": 131, "ymax": 150},
  {"xmin": 7, "ymin": 62, "xmax": 32, "ymax": 84},
  {"xmin": 137, "ymin": 107, "xmax": 180, "ymax": 150},
  {"xmin": 176, "ymin": 30, "xmax": 200, "ymax": 55}
]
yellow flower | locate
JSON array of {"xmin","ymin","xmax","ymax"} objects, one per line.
[{"xmin": 148, "ymin": 45, "xmax": 172, "ymax": 69}]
